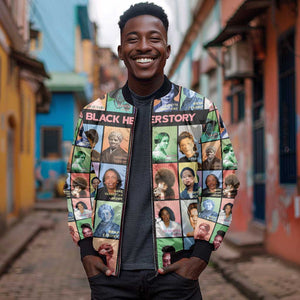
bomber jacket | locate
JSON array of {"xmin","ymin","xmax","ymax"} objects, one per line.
[{"xmin": 65, "ymin": 77, "xmax": 239, "ymax": 276}]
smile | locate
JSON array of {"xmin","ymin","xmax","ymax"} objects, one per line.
[{"xmin": 135, "ymin": 58, "xmax": 154, "ymax": 63}]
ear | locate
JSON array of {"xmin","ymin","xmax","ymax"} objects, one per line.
[
  {"xmin": 118, "ymin": 45, "xmax": 123, "ymax": 60},
  {"xmin": 166, "ymin": 44, "xmax": 171, "ymax": 59}
]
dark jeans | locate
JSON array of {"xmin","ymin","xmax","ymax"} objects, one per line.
[{"xmin": 88, "ymin": 270, "xmax": 202, "ymax": 300}]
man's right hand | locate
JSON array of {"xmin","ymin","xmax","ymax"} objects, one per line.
[{"xmin": 82, "ymin": 255, "xmax": 112, "ymax": 277}]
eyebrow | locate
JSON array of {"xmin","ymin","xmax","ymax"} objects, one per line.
[{"xmin": 125, "ymin": 30, "xmax": 163, "ymax": 37}]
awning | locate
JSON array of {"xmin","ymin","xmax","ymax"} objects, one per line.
[
  {"xmin": 45, "ymin": 72, "xmax": 88, "ymax": 92},
  {"xmin": 204, "ymin": 0, "xmax": 271, "ymax": 48},
  {"xmin": 11, "ymin": 49, "xmax": 50, "ymax": 78}
]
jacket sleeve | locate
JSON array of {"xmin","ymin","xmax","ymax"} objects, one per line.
[
  {"xmin": 191, "ymin": 98, "xmax": 239, "ymax": 261},
  {"xmin": 65, "ymin": 111, "xmax": 99, "ymax": 259}
]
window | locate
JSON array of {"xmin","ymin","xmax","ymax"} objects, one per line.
[
  {"xmin": 41, "ymin": 127, "xmax": 62, "ymax": 159},
  {"xmin": 278, "ymin": 28, "xmax": 296, "ymax": 184},
  {"xmin": 227, "ymin": 81, "xmax": 245, "ymax": 124}
]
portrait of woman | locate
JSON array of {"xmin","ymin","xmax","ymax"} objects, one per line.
[
  {"xmin": 96, "ymin": 169, "xmax": 123, "ymax": 201},
  {"xmin": 186, "ymin": 202, "xmax": 198, "ymax": 237},
  {"xmin": 71, "ymin": 176, "xmax": 88, "ymax": 198},
  {"xmin": 213, "ymin": 230, "xmax": 225, "ymax": 250},
  {"xmin": 72, "ymin": 150, "xmax": 87, "ymax": 172},
  {"xmin": 74, "ymin": 201, "xmax": 92, "ymax": 220},
  {"xmin": 154, "ymin": 168, "xmax": 175, "ymax": 200},
  {"xmin": 218, "ymin": 203, "xmax": 233, "ymax": 226},
  {"xmin": 202, "ymin": 145, "xmax": 221, "ymax": 170},
  {"xmin": 101, "ymin": 130, "xmax": 128, "ymax": 165},
  {"xmin": 94, "ymin": 203, "xmax": 120, "ymax": 239},
  {"xmin": 156, "ymin": 206, "xmax": 181, "ymax": 237},
  {"xmin": 153, "ymin": 132, "xmax": 171, "ymax": 163},
  {"xmin": 179, "ymin": 167, "xmax": 199, "ymax": 199},
  {"xmin": 223, "ymin": 174, "xmax": 240, "ymax": 198},
  {"xmin": 202, "ymin": 174, "xmax": 222, "ymax": 197},
  {"xmin": 199, "ymin": 199, "xmax": 218, "ymax": 222},
  {"xmin": 178, "ymin": 131, "xmax": 199, "ymax": 162},
  {"xmin": 195, "ymin": 222, "xmax": 210, "ymax": 240},
  {"xmin": 201, "ymin": 117, "xmax": 219, "ymax": 143},
  {"xmin": 98, "ymin": 243, "xmax": 116, "ymax": 274},
  {"xmin": 222, "ymin": 143, "xmax": 238, "ymax": 169}
]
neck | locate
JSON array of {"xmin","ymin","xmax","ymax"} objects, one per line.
[{"xmin": 128, "ymin": 75, "xmax": 164, "ymax": 96}]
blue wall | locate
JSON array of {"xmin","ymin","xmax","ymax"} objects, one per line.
[{"xmin": 30, "ymin": 0, "xmax": 88, "ymax": 72}]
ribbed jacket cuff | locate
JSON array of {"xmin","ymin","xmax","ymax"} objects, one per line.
[
  {"xmin": 191, "ymin": 240, "xmax": 214, "ymax": 264},
  {"xmin": 78, "ymin": 237, "xmax": 99, "ymax": 260}
]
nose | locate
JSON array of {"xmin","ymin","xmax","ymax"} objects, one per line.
[{"xmin": 136, "ymin": 37, "xmax": 151, "ymax": 52}]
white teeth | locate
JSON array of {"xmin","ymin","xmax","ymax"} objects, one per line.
[{"xmin": 135, "ymin": 58, "xmax": 153, "ymax": 63}]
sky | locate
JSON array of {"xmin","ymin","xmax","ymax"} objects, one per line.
[{"xmin": 88, "ymin": 0, "xmax": 172, "ymax": 54}]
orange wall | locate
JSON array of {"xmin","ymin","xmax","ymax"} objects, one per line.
[{"xmin": 264, "ymin": 1, "xmax": 300, "ymax": 264}]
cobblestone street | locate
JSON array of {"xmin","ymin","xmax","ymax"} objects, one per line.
[{"xmin": 0, "ymin": 211, "xmax": 247, "ymax": 299}]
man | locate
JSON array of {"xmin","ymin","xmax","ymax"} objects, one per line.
[{"xmin": 65, "ymin": 3, "xmax": 239, "ymax": 299}]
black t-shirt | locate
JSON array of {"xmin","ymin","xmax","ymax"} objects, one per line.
[{"xmin": 121, "ymin": 90, "xmax": 156, "ymax": 270}]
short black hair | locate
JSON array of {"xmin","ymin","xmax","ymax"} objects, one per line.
[{"xmin": 118, "ymin": 2, "xmax": 169, "ymax": 33}]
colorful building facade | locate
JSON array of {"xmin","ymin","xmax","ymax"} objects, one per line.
[
  {"xmin": 169, "ymin": 0, "xmax": 300, "ymax": 264},
  {"xmin": 30, "ymin": 0, "xmax": 95, "ymax": 199},
  {"xmin": 0, "ymin": 0, "xmax": 49, "ymax": 229}
]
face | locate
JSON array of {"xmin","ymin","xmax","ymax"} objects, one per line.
[
  {"xmin": 162, "ymin": 253, "xmax": 171, "ymax": 267},
  {"xmin": 160, "ymin": 136, "xmax": 169, "ymax": 149},
  {"xmin": 77, "ymin": 203, "xmax": 84, "ymax": 212},
  {"xmin": 82, "ymin": 227, "xmax": 93, "ymax": 238},
  {"xmin": 179, "ymin": 138, "xmax": 195, "ymax": 157},
  {"xmin": 206, "ymin": 149, "xmax": 215, "ymax": 160},
  {"xmin": 157, "ymin": 181, "xmax": 168, "ymax": 192},
  {"xmin": 213, "ymin": 235, "xmax": 223, "ymax": 250},
  {"xmin": 225, "ymin": 205, "xmax": 232, "ymax": 215},
  {"xmin": 181, "ymin": 170, "xmax": 195, "ymax": 187},
  {"xmin": 206, "ymin": 122, "xmax": 214, "ymax": 135},
  {"xmin": 88, "ymin": 137, "xmax": 97, "ymax": 149},
  {"xmin": 203, "ymin": 201, "xmax": 213, "ymax": 211},
  {"xmin": 108, "ymin": 135, "xmax": 121, "ymax": 149},
  {"xmin": 206, "ymin": 175, "xmax": 218, "ymax": 190},
  {"xmin": 102, "ymin": 209, "xmax": 112, "ymax": 222},
  {"xmin": 79, "ymin": 154, "xmax": 85, "ymax": 162},
  {"xmin": 104, "ymin": 170, "xmax": 118, "ymax": 191},
  {"xmin": 197, "ymin": 225, "xmax": 208, "ymax": 239},
  {"xmin": 189, "ymin": 208, "xmax": 198, "ymax": 229},
  {"xmin": 118, "ymin": 15, "xmax": 170, "ymax": 85},
  {"xmin": 161, "ymin": 209, "xmax": 170, "ymax": 224},
  {"xmin": 92, "ymin": 178, "xmax": 100, "ymax": 190}
]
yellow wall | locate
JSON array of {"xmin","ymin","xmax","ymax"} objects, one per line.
[{"xmin": 0, "ymin": 23, "xmax": 36, "ymax": 227}]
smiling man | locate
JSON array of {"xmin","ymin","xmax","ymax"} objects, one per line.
[{"xmin": 65, "ymin": 2, "xmax": 239, "ymax": 299}]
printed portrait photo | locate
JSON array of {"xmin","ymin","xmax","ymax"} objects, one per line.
[
  {"xmin": 202, "ymin": 141, "xmax": 222, "ymax": 170},
  {"xmin": 106, "ymin": 89, "xmax": 133, "ymax": 113},
  {"xmin": 97, "ymin": 164, "xmax": 126, "ymax": 201},
  {"xmin": 90, "ymin": 175, "xmax": 101, "ymax": 198},
  {"xmin": 178, "ymin": 162, "xmax": 200, "ymax": 199},
  {"xmin": 194, "ymin": 219, "xmax": 215, "ymax": 242},
  {"xmin": 153, "ymin": 84, "xmax": 179, "ymax": 113},
  {"xmin": 93, "ymin": 238, "xmax": 119, "ymax": 275},
  {"xmin": 68, "ymin": 221, "xmax": 80, "ymax": 244},
  {"xmin": 222, "ymin": 139, "xmax": 238, "ymax": 170},
  {"xmin": 93, "ymin": 201, "xmax": 123, "ymax": 239},
  {"xmin": 217, "ymin": 199, "xmax": 234, "ymax": 226},
  {"xmin": 216, "ymin": 110, "xmax": 228, "ymax": 139},
  {"xmin": 67, "ymin": 198, "xmax": 74, "ymax": 222},
  {"xmin": 209, "ymin": 223, "xmax": 229, "ymax": 250},
  {"xmin": 155, "ymin": 200, "xmax": 182, "ymax": 238},
  {"xmin": 72, "ymin": 198, "xmax": 93, "ymax": 221},
  {"xmin": 85, "ymin": 95, "xmax": 107, "ymax": 111},
  {"xmin": 199, "ymin": 197, "xmax": 221, "ymax": 222},
  {"xmin": 153, "ymin": 163, "xmax": 179, "ymax": 200},
  {"xmin": 202, "ymin": 170, "xmax": 222, "ymax": 197},
  {"xmin": 73, "ymin": 118, "xmax": 83, "ymax": 144},
  {"xmin": 223, "ymin": 170, "xmax": 240, "ymax": 198},
  {"xmin": 70, "ymin": 173, "xmax": 90, "ymax": 198},
  {"xmin": 180, "ymin": 87, "xmax": 204, "ymax": 111},
  {"xmin": 180, "ymin": 200, "xmax": 199, "ymax": 238},
  {"xmin": 152, "ymin": 126, "xmax": 177, "ymax": 163},
  {"xmin": 71, "ymin": 146, "xmax": 92, "ymax": 173},
  {"xmin": 76, "ymin": 218, "xmax": 93, "ymax": 240},
  {"xmin": 156, "ymin": 238, "xmax": 183, "ymax": 269},
  {"xmin": 101, "ymin": 126, "xmax": 130, "ymax": 165},
  {"xmin": 201, "ymin": 110, "xmax": 220, "ymax": 143}
]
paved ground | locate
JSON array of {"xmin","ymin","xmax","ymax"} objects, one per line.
[{"xmin": 0, "ymin": 211, "xmax": 246, "ymax": 300}]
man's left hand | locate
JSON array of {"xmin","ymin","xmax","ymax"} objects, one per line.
[{"xmin": 158, "ymin": 257, "xmax": 207, "ymax": 280}]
